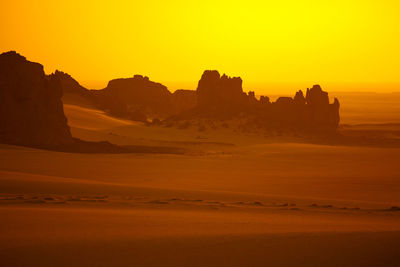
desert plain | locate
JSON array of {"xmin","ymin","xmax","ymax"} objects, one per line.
[{"xmin": 1, "ymin": 92, "xmax": 400, "ymax": 266}]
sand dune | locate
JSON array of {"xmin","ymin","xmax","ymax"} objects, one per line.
[
  {"xmin": 63, "ymin": 104, "xmax": 134, "ymax": 131},
  {"xmin": 1, "ymin": 98, "xmax": 400, "ymax": 266},
  {"xmin": 1, "ymin": 140, "xmax": 400, "ymax": 266}
]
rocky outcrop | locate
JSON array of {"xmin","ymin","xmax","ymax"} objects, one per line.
[
  {"xmin": 54, "ymin": 70, "xmax": 92, "ymax": 97},
  {"xmin": 53, "ymin": 70, "xmax": 198, "ymax": 121},
  {"xmin": 305, "ymin": 85, "xmax": 340, "ymax": 130},
  {"xmin": 258, "ymin": 86, "xmax": 340, "ymax": 131},
  {"xmin": 259, "ymin": 96, "xmax": 270, "ymax": 105},
  {"xmin": 95, "ymin": 75, "xmax": 170, "ymax": 117},
  {"xmin": 88, "ymin": 75, "xmax": 196, "ymax": 121},
  {"xmin": 172, "ymin": 70, "xmax": 340, "ymax": 132},
  {"xmin": 2, "ymin": 51, "xmax": 339, "ymax": 137},
  {"xmin": 0, "ymin": 51, "xmax": 73, "ymax": 147},
  {"xmin": 0, "ymin": 52, "xmax": 188, "ymax": 153},
  {"xmin": 197, "ymin": 70, "xmax": 248, "ymax": 115},
  {"xmin": 170, "ymin": 89, "xmax": 197, "ymax": 115},
  {"xmin": 294, "ymin": 90, "xmax": 306, "ymax": 105}
]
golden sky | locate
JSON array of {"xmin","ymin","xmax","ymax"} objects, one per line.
[{"xmin": 1, "ymin": 0, "xmax": 399, "ymax": 93}]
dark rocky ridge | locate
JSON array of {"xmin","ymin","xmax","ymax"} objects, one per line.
[
  {"xmin": 3, "ymin": 51, "xmax": 399, "ymax": 149},
  {"xmin": 54, "ymin": 72, "xmax": 197, "ymax": 121},
  {"xmin": 1, "ymin": 50, "xmax": 340, "ymax": 149},
  {"xmin": 56, "ymin": 68, "xmax": 340, "ymax": 132},
  {"xmin": 169, "ymin": 70, "xmax": 340, "ymax": 132},
  {"xmin": 92, "ymin": 75, "xmax": 171, "ymax": 121},
  {"xmin": 55, "ymin": 70, "xmax": 93, "ymax": 99}
]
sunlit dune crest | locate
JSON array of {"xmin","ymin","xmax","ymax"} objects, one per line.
[{"xmin": 63, "ymin": 104, "xmax": 134, "ymax": 131}]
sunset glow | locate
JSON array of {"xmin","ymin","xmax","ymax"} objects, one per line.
[{"xmin": 1, "ymin": 0, "xmax": 399, "ymax": 92}]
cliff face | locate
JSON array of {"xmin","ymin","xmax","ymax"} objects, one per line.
[{"xmin": 0, "ymin": 51, "xmax": 73, "ymax": 147}]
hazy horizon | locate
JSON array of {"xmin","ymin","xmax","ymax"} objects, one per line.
[
  {"xmin": 81, "ymin": 79, "xmax": 400, "ymax": 94},
  {"xmin": 7, "ymin": 55, "xmax": 400, "ymax": 94}
]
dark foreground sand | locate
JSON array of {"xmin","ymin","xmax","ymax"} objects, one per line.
[
  {"xmin": 1, "ymin": 140, "xmax": 400, "ymax": 266},
  {"xmin": 2, "ymin": 218, "xmax": 400, "ymax": 267}
]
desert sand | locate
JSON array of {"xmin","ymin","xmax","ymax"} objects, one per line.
[{"xmin": 1, "ymin": 94, "xmax": 400, "ymax": 266}]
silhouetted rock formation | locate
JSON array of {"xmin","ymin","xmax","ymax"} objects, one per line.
[
  {"xmin": 54, "ymin": 71, "xmax": 197, "ymax": 121},
  {"xmin": 0, "ymin": 51, "xmax": 73, "ymax": 147},
  {"xmin": 197, "ymin": 70, "xmax": 249, "ymax": 116},
  {"xmin": 2, "ymin": 50, "xmax": 339, "ymax": 141},
  {"xmin": 0, "ymin": 51, "xmax": 188, "ymax": 153},
  {"xmin": 92, "ymin": 75, "xmax": 169, "ymax": 121},
  {"xmin": 305, "ymin": 85, "xmax": 340, "ymax": 130},
  {"xmin": 94, "ymin": 76, "xmax": 198, "ymax": 120},
  {"xmin": 294, "ymin": 90, "xmax": 306, "ymax": 105},
  {"xmin": 170, "ymin": 89, "xmax": 197, "ymax": 115},
  {"xmin": 170, "ymin": 70, "xmax": 340, "ymax": 132},
  {"xmin": 259, "ymin": 96, "xmax": 270, "ymax": 105},
  {"xmin": 54, "ymin": 70, "xmax": 92, "ymax": 98}
]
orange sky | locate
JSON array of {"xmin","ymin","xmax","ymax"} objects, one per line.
[{"xmin": 1, "ymin": 0, "xmax": 399, "ymax": 93}]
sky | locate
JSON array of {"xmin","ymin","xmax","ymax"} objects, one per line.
[{"xmin": 1, "ymin": 0, "xmax": 400, "ymax": 93}]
